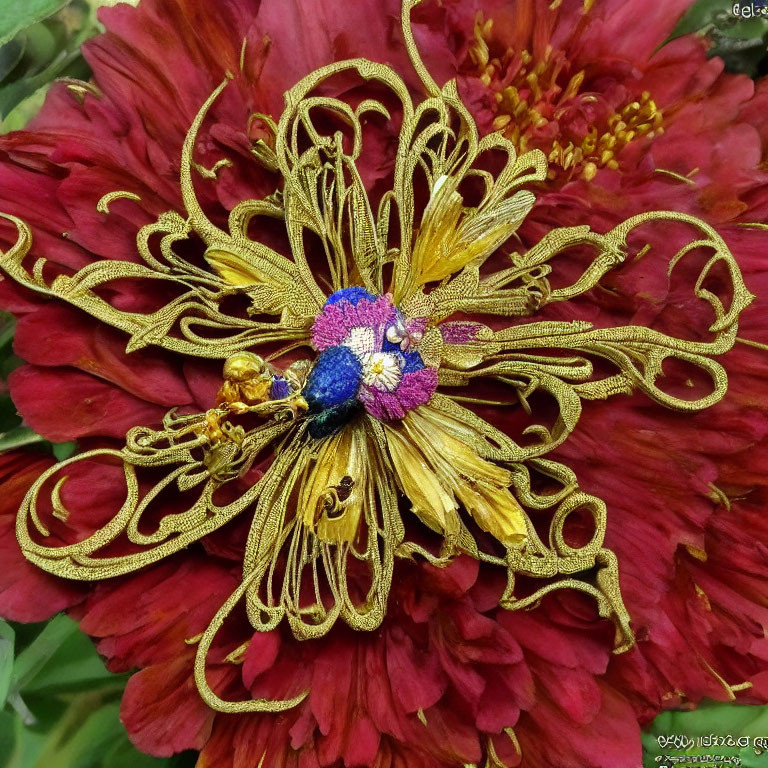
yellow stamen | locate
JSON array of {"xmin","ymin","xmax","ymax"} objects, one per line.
[{"xmin": 465, "ymin": 19, "xmax": 663, "ymax": 180}]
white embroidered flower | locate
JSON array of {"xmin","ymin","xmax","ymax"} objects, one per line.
[{"xmin": 361, "ymin": 352, "xmax": 403, "ymax": 391}]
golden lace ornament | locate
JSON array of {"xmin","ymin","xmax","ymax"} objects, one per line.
[{"xmin": 0, "ymin": 0, "xmax": 753, "ymax": 715}]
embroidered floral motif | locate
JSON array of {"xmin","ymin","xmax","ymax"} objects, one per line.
[{"xmin": 307, "ymin": 288, "xmax": 436, "ymax": 433}]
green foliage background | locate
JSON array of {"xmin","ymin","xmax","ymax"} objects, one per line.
[{"xmin": 0, "ymin": 0, "xmax": 766, "ymax": 765}]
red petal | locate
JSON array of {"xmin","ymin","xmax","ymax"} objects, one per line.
[
  {"xmin": 14, "ymin": 303, "xmax": 192, "ymax": 407},
  {"xmin": 122, "ymin": 654, "xmax": 215, "ymax": 756},
  {"xmin": 0, "ymin": 451, "xmax": 85, "ymax": 621},
  {"xmin": 9, "ymin": 365, "xmax": 167, "ymax": 441}
]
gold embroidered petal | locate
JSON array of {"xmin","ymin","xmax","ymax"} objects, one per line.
[
  {"xmin": 399, "ymin": 405, "xmax": 528, "ymax": 547},
  {"xmin": 383, "ymin": 420, "xmax": 461, "ymax": 538},
  {"xmin": 17, "ymin": 411, "xmax": 291, "ymax": 580},
  {"xmin": 405, "ymin": 173, "xmax": 535, "ymax": 289},
  {"xmin": 298, "ymin": 424, "xmax": 368, "ymax": 543}
]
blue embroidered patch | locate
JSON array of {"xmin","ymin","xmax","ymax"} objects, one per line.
[
  {"xmin": 324, "ymin": 286, "xmax": 376, "ymax": 307},
  {"xmin": 304, "ymin": 345, "xmax": 362, "ymax": 411},
  {"xmin": 270, "ymin": 376, "xmax": 291, "ymax": 400}
]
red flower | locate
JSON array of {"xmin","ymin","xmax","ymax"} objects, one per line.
[
  {"xmin": 449, "ymin": 0, "xmax": 768, "ymax": 747},
  {"xmin": 1, "ymin": 1, "xmax": 767, "ymax": 767}
]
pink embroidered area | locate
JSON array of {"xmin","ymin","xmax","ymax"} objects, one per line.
[
  {"xmin": 438, "ymin": 321, "xmax": 486, "ymax": 344},
  {"xmin": 312, "ymin": 294, "xmax": 397, "ymax": 351},
  {"xmin": 359, "ymin": 367, "xmax": 438, "ymax": 420}
]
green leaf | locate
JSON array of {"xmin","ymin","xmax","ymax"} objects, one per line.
[
  {"xmin": 0, "ymin": 38, "xmax": 25, "ymax": 82},
  {"xmin": 10, "ymin": 614, "xmax": 79, "ymax": 694},
  {"xmin": 34, "ymin": 698, "xmax": 125, "ymax": 768},
  {"xmin": 667, "ymin": 0, "xmax": 768, "ymax": 77},
  {"xmin": 20, "ymin": 22, "xmax": 60, "ymax": 71},
  {"xmin": 0, "ymin": 616, "xmax": 185, "ymax": 768},
  {"xmin": 668, "ymin": 0, "xmax": 768, "ymax": 41},
  {"xmin": 0, "ymin": 395, "xmax": 22, "ymax": 435},
  {"xmin": 52, "ymin": 441, "xmax": 77, "ymax": 461},
  {"xmin": 0, "ymin": 710, "xmax": 16, "ymax": 760},
  {"xmin": 0, "ymin": 426, "xmax": 46, "ymax": 452},
  {"xmin": 22, "ymin": 627, "xmax": 119, "ymax": 695},
  {"xmin": 0, "ymin": 0, "xmax": 69, "ymax": 48},
  {"xmin": 0, "ymin": 84, "xmax": 50, "ymax": 133},
  {"xmin": 0, "ymin": 620, "xmax": 15, "ymax": 707},
  {"xmin": 0, "ymin": 47, "xmax": 89, "ymax": 118},
  {"xmin": 670, "ymin": 0, "xmax": 735, "ymax": 38},
  {"xmin": 0, "ymin": 313, "xmax": 16, "ymax": 353},
  {"xmin": 104, "ymin": 743, "xmax": 178, "ymax": 768}
]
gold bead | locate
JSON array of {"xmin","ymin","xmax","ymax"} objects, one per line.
[{"xmin": 222, "ymin": 351, "xmax": 266, "ymax": 382}]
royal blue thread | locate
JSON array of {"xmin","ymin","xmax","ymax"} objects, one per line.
[
  {"xmin": 304, "ymin": 345, "xmax": 362, "ymax": 411},
  {"xmin": 324, "ymin": 287, "xmax": 375, "ymax": 307}
]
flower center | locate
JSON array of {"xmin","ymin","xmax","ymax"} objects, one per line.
[
  {"xmin": 465, "ymin": 13, "xmax": 663, "ymax": 182},
  {"xmin": 305, "ymin": 288, "xmax": 437, "ymax": 438},
  {"xmin": 362, "ymin": 352, "xmax": 403, "ymax": 390}
]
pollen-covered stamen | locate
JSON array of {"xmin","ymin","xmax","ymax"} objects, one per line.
[{"xmin": 466, "ymin": 13, "xmax": 663, "ymax": 181}]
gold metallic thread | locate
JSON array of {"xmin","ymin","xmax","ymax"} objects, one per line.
[{"xmin": 0, "ymin": 0, "xmax": 754, "ymax": 716}]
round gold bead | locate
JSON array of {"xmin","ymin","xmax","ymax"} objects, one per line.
[{"xmin": 222, "ymin": 352, "xmax": 266, "ymax": 382}]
